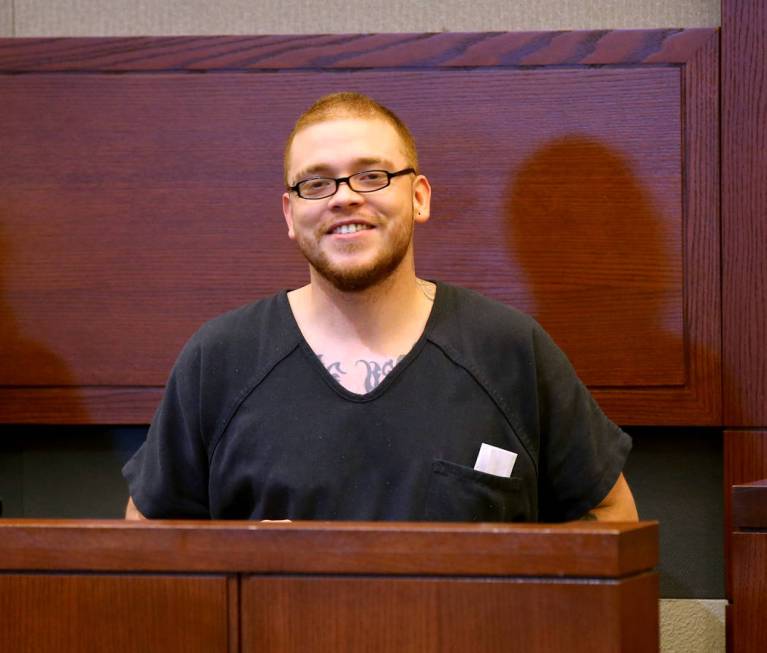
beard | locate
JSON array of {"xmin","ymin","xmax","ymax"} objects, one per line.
[{"xmin": 294, "ymin": 211, "xmax": 414, "ymax": 292}]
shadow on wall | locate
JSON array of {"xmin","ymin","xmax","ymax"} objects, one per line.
[
  {"xmin": 503, "ymin": 136, "xmax": 728, "ymax": 599},
  {"xmin": 503, "ymin": 134, "xmax": 681, "ymax": 385},
  {"xmin": 0, "ymin": 206, "xmax": 95, "ymax": 518},
  {"xmin": 0, "ymin": 210, "xmax": 90, "ymax": 423}
]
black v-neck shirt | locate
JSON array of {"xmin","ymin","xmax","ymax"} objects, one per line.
[{"xmin": 123, "ymin": 283, "xmax": 631, "ymax": 522}]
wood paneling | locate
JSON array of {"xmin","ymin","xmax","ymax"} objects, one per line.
[
  {"xmin": 722, "ymin": 0, "xmax": 767, "ymax": 427},
  {"xmin": 0, "ymin": 30, "xmax": 717, "ymax": 70},
  {"xmin": 0, "ymin": 520, "xmax": 658, "ymax": 653},
  {"xmin": 0, "ymin": 574, "xmax": 230, "ymax": 653},
  {"xmin": 241, "ymin": 573, "xmax": 659, "ymax": 653},
  {"xmin": 0, "ymin": 31, "xmax": 719, "ymax": 424},
  {"xmin": 732, "ymin": 480, "xmax": 767, "ymax": 530},
  {"xmin": 0, "ymin": 519, "xmax": 658, "ymax": 576},
  {"xmin": 724, "ymin": 430, "xmax": 767, "ymax": 597},
  {"xmin": 724, "ymin": 430, "xmax": 767, "ymax": 513},
  {"xmin": 731, "ymin": 534, "xmax": 767, "ymax": 652},
  {"xmin": 0, "ymin": 69, "xmax": 684, "ymax": 389}
]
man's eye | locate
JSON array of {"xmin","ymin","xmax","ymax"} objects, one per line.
[
  {"xmin": 304, "ymin": 178, "xmax": 332, "ymax": 190},
  {"xmin": 357, "ymin": 171, "xmax": 386, "ymax": 182}
]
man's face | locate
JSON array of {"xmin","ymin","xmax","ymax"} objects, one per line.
[{"xmin": 282, "ymin": 117, "xmax": 430, "ymax": 292}]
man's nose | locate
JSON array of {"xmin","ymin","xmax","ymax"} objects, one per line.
[{"xmin": 328, "ymin": 179, "xmax": 363, "ymax": 206}]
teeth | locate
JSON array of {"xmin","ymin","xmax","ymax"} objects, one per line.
[{"xmin": 333, "ymin": 223, "xmax": 370, "ymax": 235}]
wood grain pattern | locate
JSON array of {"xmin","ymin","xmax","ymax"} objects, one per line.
[
  {"xmin": 0, "ymin": 30, "xmax": 716, "ymax": 71},
  {"xmin": 241, "ymin": 572, "xmax": 659, "ymax": 653},
  {"xmin": 731, "ymin": 534, "xmax": 767, "ymax": 652},
  {"xmin": 732, "ymin": 480, "xmax": 767, "ymax": 529},
  {"xmin": 0, "ymin": 574, "xmax": 230, "ymax": 653},
  {"xmin": 722, "ymin": 0, "xmax": 767, "ymax": 427},
  {"xmin": 0, "ymin": 520, "xmax": 658, "ymax": 653},
  {"xmin": 591, "ymin": 29, "xmax": 720, "ymax": 425},
  {"xmin": 0, "ymin": 386, "xmax": 162, "ymax": 424},
  {"xmin": 0, "ymin": 31, "xmax": 720, "ymax": 424},
  {"xmin": 0, "ymin": 519, "xmax": 658, "ymax": 576},
  {"xmin": 724, "ymin": 430, "xmax": 767, "ymax": 598},
  {"xmin": 227, "ymin": 576, "xmax": 240, "ymax": 653},
  {"xmin": 0, "ymin": 70, "xmax": 684, "ymax": 387}
]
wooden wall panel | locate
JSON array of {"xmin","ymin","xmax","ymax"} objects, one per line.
[
  {"xmin": 242, "ymin": 573, "xmax": 659, "ymax": 653},
  {"xmin": 0, "ymin": 69, "xmax": 683, "ymax": 387},
  {"xmin": 722, "ymin": 0, "xmax": 767, "ymax": 427},
  {"xmin": 0, "ymin": 574, "xmax": 231, "ymax": 653},
  {"xmin": 731, "ymin": 534, "xmax": 767, "ymax": 652},
  {"xmin": 0, "ymin": 31, "xmax": 719, "ymax": 425}
]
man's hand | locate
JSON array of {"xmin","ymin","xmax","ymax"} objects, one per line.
[
  {"xmin": 583, "ymin": 473, "xmax": 638, "ymax": 521},
  {"xmin": 125, "ymin": 496, "xmax": 147, "ymax": 520}
]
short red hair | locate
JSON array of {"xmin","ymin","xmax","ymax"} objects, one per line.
[{"xmin": 283, "ymin": 92, "xmax": 419, "ymax": 184}]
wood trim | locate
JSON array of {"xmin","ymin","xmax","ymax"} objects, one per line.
[
  {"xmin": 0, "ymin": 519, "xmax": 658, "ymax": 577},
  {"xmin": 0, "ymin": 387, "xmax": 162, "ymax": 424},
  {"xmin": 593, "ymin": 29, "xmax": 721, "ymax": 425},
  {"xmin": 722, "ymin": 0, "xmax": 767, "ymax": 427},
  {"xmin": 724, "ymin": 430, "xmax": 767, "ymax": 599},
  {"xmin": 731, "ymin": 533, "xmax": 767, "ymax": 651},
  {"xmin": 227, "ymin": 575, "xmax": 240, "ymax": 653},
  {"xmin": 0, "ymin": 30, "xmax": 716, "ymax": 72}
]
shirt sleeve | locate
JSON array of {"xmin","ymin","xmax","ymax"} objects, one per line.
[
  {"xmin": 531, "ymin": 323, "xmax": 632, "ymax": 522},
  {"xmin": 122, "ymin": 335, "xmax": 211, "ymax": 518}
]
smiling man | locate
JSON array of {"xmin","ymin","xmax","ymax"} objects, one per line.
[{"xmin": 123, "ymin": 92, "xmax": 637, "ymax": 523}]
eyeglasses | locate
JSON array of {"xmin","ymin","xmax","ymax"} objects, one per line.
[{"xmin": 288, "ymin": 168, "xmax": 416, "ymax": 200}]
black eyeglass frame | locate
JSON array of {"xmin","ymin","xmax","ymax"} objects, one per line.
[{"xmin": 288, "ymin": 167, "xmax": 416, "ymax": 200}]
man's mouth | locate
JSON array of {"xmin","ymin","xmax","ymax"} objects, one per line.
[{"xmin": 330, "ymin": 223, "xmax": 374, "ymax": 235}]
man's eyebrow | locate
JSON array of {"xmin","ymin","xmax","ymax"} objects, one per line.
[{"xmin": 292, "ymin": 157, "xmax": 396, "ymax": 182}]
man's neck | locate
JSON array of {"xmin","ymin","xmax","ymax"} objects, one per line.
[
  {"xmin": 287, "ymin": 266, "xmax": 436, "ymax": 394},
  {"xmin": 293, "ymin": 267, "xmax": 434, "ymax": 348}
]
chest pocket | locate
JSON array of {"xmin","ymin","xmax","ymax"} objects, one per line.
[{"xmin": 424, "ymin": 459, "xmax": 532, "ymax": 522}]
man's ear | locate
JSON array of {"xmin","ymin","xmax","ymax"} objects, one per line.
[
  {"xmin": 282, "ymin": 192, "xmax": 296, "ymax": 240},
  {"xmin": 413, "ymin": 174, "xmax": 431, "ymax": 224}
]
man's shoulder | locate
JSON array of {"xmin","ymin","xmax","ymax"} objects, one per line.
[
  {"xmin": 194, "ymin": 292, "xmax": 284, "ymax": 341},
  {"xmin": 179, "ymin": 291, "xmax": 299, "ymax": 371},
  {"xmin": 433, "ymin": 282, "xmax": 539, "ymax": 344}
]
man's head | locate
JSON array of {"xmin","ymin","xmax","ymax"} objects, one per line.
[
  {"xmin": 283, "ymin": 92, "xmax": 419, "ymax": 187},
  {"xmin": 282, "ymin": 93, "xmax": 430, "ymax": 293}
]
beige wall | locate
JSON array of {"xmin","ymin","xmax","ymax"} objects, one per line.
[
  {"xmin": 8, "ymin": 0, "xmax": 719, "ymax": 37},
  {"xmin": 0, "ymin": 0, "xmax": 12, "ymax": 36}
]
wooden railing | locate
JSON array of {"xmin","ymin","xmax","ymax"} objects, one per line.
[{"xmin": 0, "ymin": 519, "xmax": 658, "ymax": 652}]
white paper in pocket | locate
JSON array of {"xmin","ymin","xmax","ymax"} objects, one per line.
[{"xmin": 473, "ymin": 443, "xmax": 517, "ymax": 478}]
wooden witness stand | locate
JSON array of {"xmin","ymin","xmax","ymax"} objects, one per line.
[{"xmin": 0, "ymin": 520, "xmax": 658, "ymax": 652}]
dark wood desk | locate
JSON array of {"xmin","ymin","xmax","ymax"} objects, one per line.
[
  {"xmin": 731, "ymin": 480, "xmax": 767, "ymax": 652},
  {"xmin": 0, "ymin": 520, "xmax": 658, "ymax": 652}
]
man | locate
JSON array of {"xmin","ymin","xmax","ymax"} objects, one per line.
[{"xmin": 124, "ymin": 92, "xmax": 637, "ymax": 522}]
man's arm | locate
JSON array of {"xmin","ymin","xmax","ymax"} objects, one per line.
[
  {"xmin": 583, "ymin": 473, "xmax": 638, "ymax": 521},
  {"xmin": 125, "ymin": 496, "xmax": 148, "ymax": 520}
]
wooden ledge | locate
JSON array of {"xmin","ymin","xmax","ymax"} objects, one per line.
[{"xmin": 0, "ymin": 519, "xmax": 657, "ymax": 577}]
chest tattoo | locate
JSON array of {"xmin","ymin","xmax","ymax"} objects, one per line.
[
  {"xmin": 356, "ymin": 355, "xmax": 405, "ymax": 392},
  {"xmin": 317, "ymin": 354, "xmax": 347, "ymax": 382}
]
